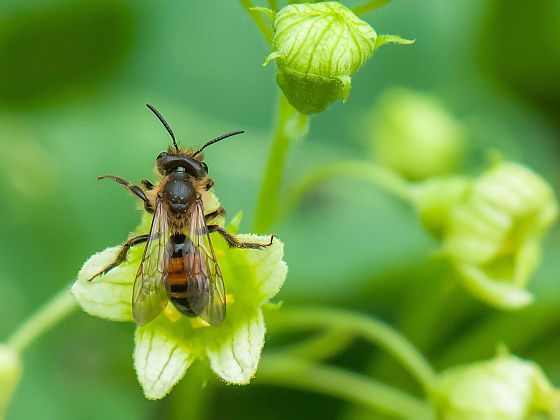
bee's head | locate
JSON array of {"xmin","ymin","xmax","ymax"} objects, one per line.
[
  {"xmin": 156, "ymin": 152, "xmax": 208, "ymax": 178},
  {"xmin": 146, "ymin": 103, "xmax": 244, "ymax": 178}
]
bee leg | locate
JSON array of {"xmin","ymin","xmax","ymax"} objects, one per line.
[
  {"xmin": 141, "ymin": 179, "xmax": 154, "ymax": 190},
  {"xmin": 97, "ymin": 175, "xmax": 153, "ymax": 213},
  {"xmin": 204, "ymin": 207, "xmax": 226, "ymax": 222},
  {"xmin": 87, "ymin": 234, "xmax": 149, "ymax": 281},
  {"xmin": 207, "ymin": 225, "xmax": 275, "ymax": 249}
]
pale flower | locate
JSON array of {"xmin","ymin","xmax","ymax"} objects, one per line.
[{"xmin": 72, "ymin": 206, "xmax": 287, "ymax": 399}]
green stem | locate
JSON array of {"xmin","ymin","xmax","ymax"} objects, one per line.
[
  {"xmin": 353, "ymin": 0, "xmax": 391, "ymax": 16},
  {"xmin": 254, "ymin": 93, "xmax": 308, "ymax": 233},
  {"xmin": 258, "ymin": 355, "xmax": 434, "ymax": 419},
  {"xmin": 239, "ymin": 0, "xmax": 274, "ymax": 45},
  {"xmin": 7, "ymin": 288, "xmax": 77, "ymax": 353},
  {"xmin": 267, "ymin": 306, "xmax": 436, "ymax": 391},
  {"xmin": 283, "ymin": 160, "xmax": 412, "ymax": 218},
  {"xmin": 171, "ymin": 362, "xmax": 211, "ymax": 420},
  {"xmin": 275, "ymin": 329, "xmax": 354, "ymax": 361}
]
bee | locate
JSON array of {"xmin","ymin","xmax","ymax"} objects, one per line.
[{"xmin": 89, "ymin": 104, "xmax": 274, "ymax": 326}]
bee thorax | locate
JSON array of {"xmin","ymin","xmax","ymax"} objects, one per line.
[{"xmin": 163, "ymin": 175, "xmax": 195, "ymax": 214}]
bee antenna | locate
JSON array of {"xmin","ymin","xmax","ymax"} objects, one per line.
[
  {"xmin": 146, "ymin": 104, "xmax": 179, "ymax": 152},
  {"xmin": 193, "ymin": 130, "xmax": 245, "ymax": 157}
]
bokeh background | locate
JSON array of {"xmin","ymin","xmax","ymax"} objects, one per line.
[{"xmin": 1, "ymin": 0, "xmax": 559, "ymax": 419}]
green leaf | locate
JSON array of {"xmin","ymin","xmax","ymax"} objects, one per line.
[
  {"xmin": 227, "ymin": 211, "xmax": 244, "ymax": 234},
  {"xmin": 134, "ymin": 322, "xmax": 196, "ymax": 399},
  {"xmin": 72, "ymin": 245, "xmax": 142, "ymax": 322},
  {"xmin": 374, "ymin": 34, "xmax": 415, "ymax": 50},
  {"xmin": 206, "ymin": 308, "xmax": 265, "ymax": 384},
  {"xmin": 249, "ymin": 6, "xmax": 275, "ymax": 20}
]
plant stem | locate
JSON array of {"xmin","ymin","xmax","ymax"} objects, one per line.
[
  {"xmin": 239, "ymin": 0, "xmax": 274, "ymax": 45},
  {"xmin": 258, "ymin": 355, "xmax": 434, "ymax": 419},
  {"xmin": 275, "ymin": 329, "xmax": 354, "ymax": 361},
  {"xmin": 267, "ymin": 306, "xmax": 436, "ymax": 391},
  {"xmin": 171, "ymin": 362, "xmax": 211, "ymax": 420},
  {"xmin": 283, "ymin": 160, "xmax": 412, "ymax": 217},
  {"xmin": 353, "ymin": 0, "xmax": 391, "ymax": 16},
  {"xmin": 254, "ymin": 93, "xmax": 308, "ymax": 233},
  {"xmin": 7, "ymin": 288, "xmax": 77, "ymax": 353}
]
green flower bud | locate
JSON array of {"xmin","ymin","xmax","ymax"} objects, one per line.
[
  {"xmin": 411, "ymin": 176, "xmax": 470, "ymax": 237},
  {"xmin": 0, "ymin": 345, "xmax": 21, "ymax": 416},
  {"xmin": 412, "ymin": 162, "xmax": 558, "ymax": 309},
  {"xmin": 368, "ymin": 89, "xmax": 466, "ymax": 180},
  {"xmin": 431, "ymin": 353, "xmax": 560, "ymax": 419},
  {"xmin": 265, "ymin": 2, "xmax": 413, "ymax": 115}
]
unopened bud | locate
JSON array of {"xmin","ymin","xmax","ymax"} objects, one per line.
[
  {"xmin": 368, "ymin": 89, "xmax": 465, "ymax": 180},
  {"xmin": 412, "ymin": 161, "xmax": 557, "ymax": 309},
  {"xmin": 265, "ymin": 2, "xmax": 413, "ymax": 114},
  {"xmin": 431, "ymin": 353, "xmax": 560, "ymax": 419}
]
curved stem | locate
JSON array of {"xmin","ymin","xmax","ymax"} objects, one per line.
[
  {"xmin": 7, "ymin": 288, "xmax": 77, "ymax": 353},
  {"xmin": 353, "ymin": 0, "xmax": 391, "ymax": 16},
  {"xmin": 267, "ymin": 306, "xmax": 436, "ymax": 391},
  {"xmin": 254, "ymin": 93, "xmax": 308, "ymax": 233},
  {"xmin": 258, "ymin": 355, "xmax": 434, "ymax": 419},
  {"xmin": 239, "ymin": 0, "xmax": 274, "ymax": 45},
  {"xmin": 275, "ymin": 329, "xmax": 354, "ymax": 362},
  {"xmin": 283, "ymin": 160, "xmax": 412, "ymax": 217}
]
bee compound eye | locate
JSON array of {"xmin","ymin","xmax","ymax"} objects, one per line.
[
  {"xmin": 201, "ymin": 162, "xmax": 208, "ymax": 173},
  {"xmin": 157, "ymin": 151, "xmax": 167, "ymax": 160}
]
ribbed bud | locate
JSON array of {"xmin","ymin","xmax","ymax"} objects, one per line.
[
  {"xmin": 412, "ymin": 162, "xmax": 558, "ymax": 309},
  {"xmin": 411, "ymin": 177, "xmax": 470, "ymax": 238},
  {"xmin": 265, "ymin": 2, "xmax": 412, "ymax": 114},
  {"xmin": 431, "ymin": 353, "xmax": 560, "ymax": 419}
]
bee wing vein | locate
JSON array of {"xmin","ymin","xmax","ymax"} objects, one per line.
[
  {"xmin": 184, "ymin": 198, "xmax": 226, "ymax": 325},
  {"xmin": 132, "ymin": 199, "xmax": 170, "ymax": 325}
]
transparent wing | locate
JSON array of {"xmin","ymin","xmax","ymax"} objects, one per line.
[
  {"xmin": 184, "ymin": 197, "xmax": 226, "ymax": 326},
  {"xmin": 132, "ymin": 199, "xmax": 171, "ymax": 325}
]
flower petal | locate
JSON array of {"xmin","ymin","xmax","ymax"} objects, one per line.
[
  {"xmin": 72, "ymin": 245, "xmax": 142, "ymax": 322},
  {"xmin": 454, "ymin": 262, "xmax": 533, "ymax": 310},
  {"xmin": 231, "ymin": 234, "xmax": 287, "ymax": 304},
  {"xmin": 134, "ymin": 322, "xmax": 196, "ymax": 399},
  {"xmin": 206, "ymin": 308, "xmax": 265, "ymax": 384}
]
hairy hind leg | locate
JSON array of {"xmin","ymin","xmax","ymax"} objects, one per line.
[
  {"xmin": 87, "ymin": 234, "xmax": 149, "ymax": 281},
  {"xmin": 204, "ymin": 207, "xmax": 226, "ymax": 223},
  {"xmin": 207, "ymin": 225, "xmax": 275, "ymax": 249}
]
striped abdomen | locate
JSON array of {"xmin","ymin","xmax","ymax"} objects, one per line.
[{"xmin": 166, "ymin": 234, "xmax": 207, "ymax": 317}]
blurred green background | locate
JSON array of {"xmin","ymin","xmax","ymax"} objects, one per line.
[{"xmin": 1, "ymin": 0, "xmax": 559, "ymax": 419}]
